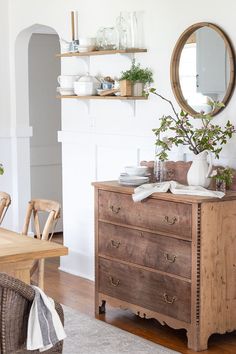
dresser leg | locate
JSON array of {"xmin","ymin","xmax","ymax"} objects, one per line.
[
  {"xmin": 99, "ymin": 300, "xmax": 106, "ymax": 314},
  {"xmin": 187, "ymin": 329, "xmax": 209, "ymax": 351}
]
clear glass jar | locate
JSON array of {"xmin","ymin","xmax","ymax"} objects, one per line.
[
  {"xmin": 215, "ymin": 178, "xmax": 226, "ymax": 193},
  {"xmin": 96, "ymin": 27, "xmax": 105, "ymax": 50},
  {"xmin": 102, "ymin": 27, "xmax": 118, "ymax": 50}
]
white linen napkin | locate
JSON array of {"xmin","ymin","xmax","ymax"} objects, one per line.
[
  {"xmin": 27, "ymin": 286, "xmax": 66, "ymax": 352},
  {"xmin": 132, "ymin": 181, "xmax": 225, "ymax": 202}
]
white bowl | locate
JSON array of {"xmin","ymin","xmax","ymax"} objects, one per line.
[
  {"xmin": 125, "ymin": 166, "xmax": 148, "ymax": 176},
  {"xmin": 77, "ymin": 45, "xmax": 96, "ymax": 52},
  {"xmin": 78, "ymin": 37, "xmax": 96, "ymax": 46}
]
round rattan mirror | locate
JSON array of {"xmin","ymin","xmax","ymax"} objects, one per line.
[{"xmin": 170, "ymin": 22, "xmax": 235, "ymax": 116}]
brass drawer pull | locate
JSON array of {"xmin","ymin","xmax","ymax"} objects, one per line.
[
  {"xmin": 111, "ymin": 240, "xmax": 121, "ymax": 248},
  {"xmin": 110, "ymin": 206, "xmax": 121, "ymax": 214},
  {"xmin": 164, "ymin": 253, "xmax": 176, "ymax": 263},
  {"xmin": 109, "ymin": 276, "xmax": 120, "ymax": 287},
  {"xmin": 164, "ymin": 216, "xmax": 177, "ymax": 225},
  {"xmin": 163, "ymin": 293, "xmax": 177, "ymax": 304}
]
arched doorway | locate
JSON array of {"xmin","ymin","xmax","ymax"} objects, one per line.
[{"xmin": 14, "ymin": 24, "xmax": 62, "ymax": 232}]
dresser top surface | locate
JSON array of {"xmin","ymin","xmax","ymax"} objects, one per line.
[{"xmin": 92, "ymin": 180, "xmax": 236, "ymax": 204}]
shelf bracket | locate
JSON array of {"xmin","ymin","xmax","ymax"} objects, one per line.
[
  {"xmin": 77, "ymin": 56, "xmax": 91, "ymax": 71},
  {"xmin": 120, "ymin": 100, "xmax": 136, "ymax": 116},
  {"xmin": 76, "ymin": 99, "xmax": 91, "ymax": 115},
  {"xmin": 118, "ymin": 52, "xmax": 135, "ymax": 61}
]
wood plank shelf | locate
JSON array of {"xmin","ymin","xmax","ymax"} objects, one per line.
[
  {"xmin": 57, "ymin": 95, "xmax": 148, "ymax": 100},
  {"xmin": 56, "ymin": 48, "xmax": 147, "ymax": 58}
]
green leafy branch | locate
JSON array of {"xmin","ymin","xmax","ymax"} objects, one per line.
[{"xmin": 148, "ymin": 88, "xmax": 236, "ymax": 161}]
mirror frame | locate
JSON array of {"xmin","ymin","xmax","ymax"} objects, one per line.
[{"xmin": 170, "ymin": 22, "xmax": 235, "ymax": 116}]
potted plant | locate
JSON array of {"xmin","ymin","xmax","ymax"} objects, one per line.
[
  {"xmin": 0, "ymin": 164, "xmax": 4, "ymax": 175},
  {"xmin": 148, "ymin": 88, "xmax": 236, "ymax": 187},
  {"xmin": 119, "ymin": 60, "xmax": 153, "ymax": 97},
  {"xmin": 210, "ymin": 167, "xmax": 234, "ymax": 192}
]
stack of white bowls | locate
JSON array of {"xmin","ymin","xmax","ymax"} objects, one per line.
[
  {"xmin": 57, "ymin": 75, "xmax": 79, "ymax": 95},
  {"xmin": 119, "ymin": 166, "xmax": 149, "ymax": 186},
  {"xmin": 77, "ymin": 37, "xmax": 96, "ymax": 52}
]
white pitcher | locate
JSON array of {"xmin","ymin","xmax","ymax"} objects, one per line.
[{"xmin": 187, "ymin": 150, "xmax": 213, "ymax": 188}]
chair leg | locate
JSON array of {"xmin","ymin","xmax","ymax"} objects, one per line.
[{"xmin": 38, "ymin": 259, "xmax": 45, "ymax": 290}]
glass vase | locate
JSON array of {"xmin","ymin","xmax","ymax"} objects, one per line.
[
  {"xmin": 128, "ymin": 12, "xmax": 138, "ymax": 48},
  {"xmin": 116, "ymin": 13, "xmax": 129, "ymax": 49},
  {"xmin": 117, "ymin": 11, "xmax": 143, "ymax": 49},
  {"xmin": 215, "ymin": 178, "xmax": 226, "ymax": 193},
  {"xmin": 154, "ymin": 160, "xmax": 166, "ymax": 183}
]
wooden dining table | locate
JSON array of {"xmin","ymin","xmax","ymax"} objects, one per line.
[{"xmin": 0, "ymin": 227, "xmax": 68, "ymax": 284}]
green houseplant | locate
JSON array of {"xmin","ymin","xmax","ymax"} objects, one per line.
[
  {"xmin": 119, "ymin": 60, "xmax": 153, "ymax": 96},
  {"xmin": 211, "ymin": 167, "xmax": 234, "ymax": 192}
]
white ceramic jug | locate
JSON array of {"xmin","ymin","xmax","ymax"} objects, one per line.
[{"xmin": 187, "ymin": 150, "xmax": 213, "ymax": 188}]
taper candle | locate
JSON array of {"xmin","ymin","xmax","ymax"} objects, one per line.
[
  {"xmin": 74, "ymin": 11, "xmax": 78, "ymax": 40},
  {"xmin": 71, "ymin": 11, "xmax": 75, "ymax": 41}
]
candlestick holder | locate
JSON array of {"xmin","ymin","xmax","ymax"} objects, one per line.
[{"xmin": 69, "ymin": 39, "xmax": 80, "ymax": 52}]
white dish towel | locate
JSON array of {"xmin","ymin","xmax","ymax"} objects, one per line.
[
  {"xmin": 132, "ymin": 180, "xmax": 225, "ymax": 202},
  {"xmin": 27, "ymin": 286, "xmax": 66, "ymax": 352}
]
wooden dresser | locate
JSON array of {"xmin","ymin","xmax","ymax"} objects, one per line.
[{"xmin": 93, "ymin": 181, "xmax": 236, "ymax": 351}]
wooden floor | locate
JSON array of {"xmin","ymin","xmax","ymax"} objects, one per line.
[{"xmin": 45, "ymin": 237, "xmax": 236, "ymax": 354}]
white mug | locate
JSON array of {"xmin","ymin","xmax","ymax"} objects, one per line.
[{"xmin": 57, "ymin": 75, "xmax": 79, "ymax": 89}]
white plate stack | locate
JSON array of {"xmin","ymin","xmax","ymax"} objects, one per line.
[
  {"xmin": 119, "ymin": 175, "xmax": 149, "ymax": 186},
  {"xmin": 118, "ymin": 166, "xmax": 149, "ymax": 186},
  {"xmin": 57, "ymin": 87, "xmax": 75, "ymax": 95}
]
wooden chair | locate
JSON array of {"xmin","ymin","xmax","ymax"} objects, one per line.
[
  {"xmin": 0, "ymin": 272, "xmax": 64, "ymax": 354},
  {"xmin": 22, "ymin": 199, "xmax": 61, "ymax": 290},
  {"xmin": 0, "ymin": 191, "xmax": 11, "ymax": 225}
]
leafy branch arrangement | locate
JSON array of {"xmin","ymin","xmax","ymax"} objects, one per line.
[
  {"xmin": 120, "ymin": 59, "xmax": 153, "ymax": 84},
  {"xmin": 0, "ymin": 164, "xmax": 4, "ymax": 175},
  {"xmin": 149, "ymin": 88, "xmax": 236, "ymax": 161}
]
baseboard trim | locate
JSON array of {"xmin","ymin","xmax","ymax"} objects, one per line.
[
  {"xmin": 58, "ymin": 266, "xmax": 94, "ymax": 282},
  {"xmin": 59, "ymin": 249, "xmax": 94, "ymax": 281}
]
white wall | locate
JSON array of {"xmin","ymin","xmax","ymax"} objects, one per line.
[
  {"xmin": 0, "ymin": 0, "xmax": 11, "ymax": 136},
  {"xmin": 28, "ymin": 33, "xmax": 63, "ymax": 231},
  {"xmin": 2, "ymin": 0, "xmax": 236, "ymax": 279},
  {"xmin": 0, "ymin": 1, "xmax": 15, "ymax": 228}
]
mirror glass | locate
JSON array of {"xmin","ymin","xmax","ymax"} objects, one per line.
[{"xmin": 171, "ymin": 23, "xmax": 235, "ymax": 116}]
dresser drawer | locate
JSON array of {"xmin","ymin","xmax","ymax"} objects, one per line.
[
  {"xmin": 99, "ymin": 258, "xmax": 191, "ymax": 323},
  {"xmin": 98, "ymin": 190, "xmax": 192, "ymax": 239},
  {"xmin": 98, "ymin": 222, "xmax": 191, "ymax": 278}
]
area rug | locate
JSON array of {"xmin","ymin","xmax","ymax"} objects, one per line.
[{"xmin": 63, "ymin": 306, "xmax": 181, "ymax": 354}]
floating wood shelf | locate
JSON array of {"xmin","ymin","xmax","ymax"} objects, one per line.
[
  {"xmin": 56, "ymin": 48, "xmax": 147, "ymax": 58},
  {"xmin": 57, "ymin": 95, "xmax": 148, "ymax": 100}
]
